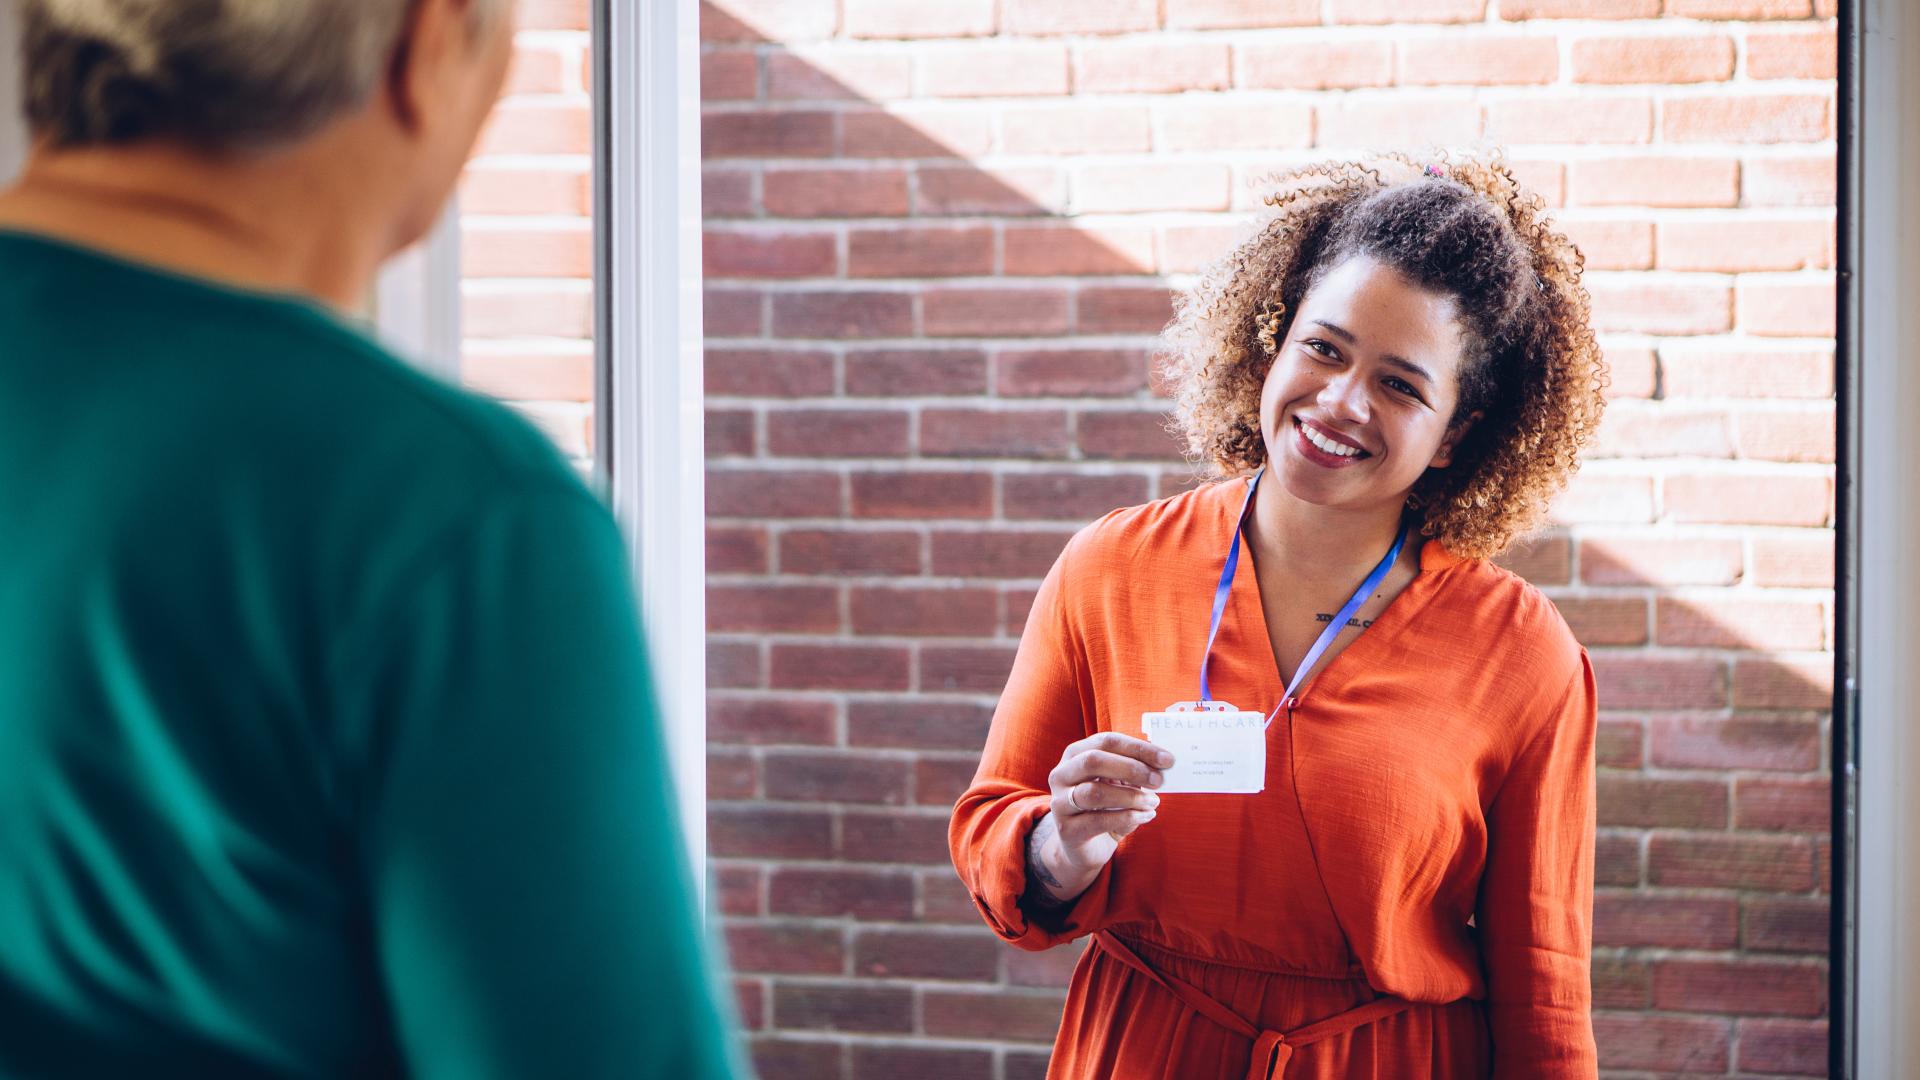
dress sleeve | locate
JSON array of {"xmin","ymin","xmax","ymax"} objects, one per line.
[
  {"xmin": 338, "ymin": 485, "xmax": 743, "ymax": 1080},
  {"xmin": 1476, "ymin": 651, "xmax": 1600, "ymax": 1078},
  {"xmin": 948, "ymin": 534, "xmax": 1118, "ymax": 951}
]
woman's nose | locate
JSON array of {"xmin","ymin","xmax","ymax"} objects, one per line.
[{"xmin": 1317, "ymin": 371, "xmax": 1370, "ymax": 423}]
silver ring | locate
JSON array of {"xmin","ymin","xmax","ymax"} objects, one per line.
[{"xmin": 1066, "ymin": 784, "xmax": 1087, "ymax": 812}]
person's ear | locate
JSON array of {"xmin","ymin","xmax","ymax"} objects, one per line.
[
  {"xmin": 1430, "ymin": 410, "xmax": 1482, "ymax": 469},
  {"xmin": 385, "ymin": 0, "xmax": 469, "ymax": 136}
]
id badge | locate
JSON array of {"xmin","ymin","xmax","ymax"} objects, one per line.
[{"xmin": 1140, "ymin": 701, "xmax": 1267, "ymax": 794}]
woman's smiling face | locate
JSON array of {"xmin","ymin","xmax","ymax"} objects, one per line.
[{"xmin": 1259, "ymin": 254, "xmax": 1477, "ymax": 516}]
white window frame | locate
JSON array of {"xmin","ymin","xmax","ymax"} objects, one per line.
[
  {"xmin": 596, "ymin": 0, "xmax": 708, "ymax": 887},
  {"xmin": 1848, "ymin": 0, "xmax": 1920, "ymax": 1072}
]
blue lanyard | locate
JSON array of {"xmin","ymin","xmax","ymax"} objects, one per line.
[{"xmin": 1197, "ymin": 468, "xmax": 1411, "ymax": 706}]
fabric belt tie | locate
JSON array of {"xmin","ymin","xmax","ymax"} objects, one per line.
[{"xmin": 1092, "ymin": 931, "xmax": 1416, "ymax": 1080}]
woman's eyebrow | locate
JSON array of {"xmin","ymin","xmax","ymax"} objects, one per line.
[{"xmin": 1309, "ymin": 319, "xmax": 1435, "ymax": 385}]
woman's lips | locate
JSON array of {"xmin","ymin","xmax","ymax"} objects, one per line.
[{"xmin": 1291, "ymin": 416, "xmax": 1371, "ymax": 468}]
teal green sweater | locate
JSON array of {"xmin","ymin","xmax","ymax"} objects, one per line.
[{"xmin": 0, "ymin": 231, "xmax": 740, "ymax": 1078}]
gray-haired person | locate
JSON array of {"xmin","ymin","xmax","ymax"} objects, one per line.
[{"xmin": 0, "ymin": 1, "xmax": 742, "ymax": 1076}]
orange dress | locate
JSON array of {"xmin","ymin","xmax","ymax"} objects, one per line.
[{"xmin": 949, "ymin": 479, "xmax": 1598, "ymax": 1079}]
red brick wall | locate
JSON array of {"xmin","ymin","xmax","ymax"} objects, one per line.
[
  {"xmin": 477, "ymin": 1, "xmax": 1839, "ymax": 1076},
  {"xmin": 459, "ymin": 3, "xmax": 595, "ymax": 455}
]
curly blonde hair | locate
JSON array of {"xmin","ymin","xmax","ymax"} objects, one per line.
[{"xmin": 1161, "ymin": 152, "xmax": 1608, "ymax": 560}]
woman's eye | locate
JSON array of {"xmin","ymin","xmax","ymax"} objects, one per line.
[
  {"xmin": 1302, "ymin": 339, "xmax": 1338, "ymax": 360},
  {"xmin": 1385, "ymin": 377, "xmax": 1423, "ymax": 400}
]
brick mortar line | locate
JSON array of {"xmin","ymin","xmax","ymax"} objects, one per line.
[
  {"xmin": 1601, "ymin": 823, "xmax": 1830, "ymax": 840},
  {"xmin": 704, "ymin": 207, "xmax": 1840, "ymax": 221},
  {"xmin": 711, "ymin": 459, "xmax": 1181, "ymax": 470},
  {"xmin": 1624, "ymin": 396, "xmax": 1838, "ymax": 410},
  {"xmin": 715, "ymin": 12, "xmax": 1836, "ymax": 43},
  {"xmin": 459, "ymin": 216, "xmax": 592, "ymax": 230},
  {"xmin": 1561, "ymin": 523, "xmax": 1835, "ymax": 537},
  {"xmin": 695, "ymin": 80, "xmax": 1837, "ymax": 104},
  {"xmin": 712, "ymin": 214, "xmax": 1263, "ymax": 234},
  {"xmin": 718, "ymin": 874, "xmax": 1835, "ymax": 908},
  {"xmin": 705, "ymin": 333, "xmax": 1170, "ymax": 345},
  {"xmin": 1605, "ymin": 401, "xmax": 1839, "ymax": 415},
  {"xmin": 713, "ymin": 82, "xmax": 1841, "ymax": 109},
  {"xmin": 1597, "ymin": 709, "xmax": 1832, "ymax": 719},
  {"xmin": 466, "ymin": 154, "xmax": 590, "ymax": 169},
  {"xmin": 1592, "ymin": 884, "xmax": 1830, "ymax": 897},
  {"xmin": 710, "ymin": 633, "xmax": 1838, "ymax": 650},
  {"xmin": 1577, "ymin": 459, "xmax": 1835, "ymax": 475},
  {"xmin": 1602, "ymin": 764, "xmax": 1833, "ymax": 783},
  {"xmin": 1571, "ymin": 642, "xmax": 1833, "ymax": 657},
  {"xmin": 745, "ymin": 973, "xmax": 1068, "ymax": 995},
  {"xmin": 710, "ymin": 390, "xmax": 1172, "ymax": 405},
  {"xmin": 1593, "ymin": 950, "xmax": 1831, "ymax": 962},
  {"xmin": 711, "ymin": 797, "xmax": 950, "ymax": 810},
  {"xmin": 1543, "ymin": 584, "xmax": 1835, "ymax": 598},
  {"xmin": 712, "ymin": 454, "xmax": 1836, "ymax": 469},
  {"xmin": 710, "ymin": 399, "xmax": 1172, "ymax": 410},
  {"xmin": 711, "ymin": 858, "xmax": 1000, "ymax": 872},
  {"xmin": 700, "ymin": 271, "xmax": 1832, "ymax": 290},
  {"xmin": 723, "ymin": 919, "xmax": 1013, "ymax": 936},
  {"xmin": 719, "ymin": 462, "xmax": 1177, "ymax": 475},
  {"xmin": 486, "ymin": 90, "xmax": 589, "ymax": 105},
  {"xmin": 462, "ymin": 338, "xmax": 594, "ymax": 353},
  {"xmin": 703, "ymin": 143, "xmax": 1839, "ymax": 159},
  {"xmin": 1591, "ymin": 268, "xmax": 1836, "ymax": 282},
  {"xmin": 721, "ymin": 768, "xmax": 1827, "ymax": 795},
  {"xmin": 708, "ymin": 148, "xmax": 1840, "ymax": 171},
  {"xmin": 698, "ymin": 100, "xmax": 1835, "ymax": 124},
  {"xmin": 708, "ymin": 578, "xmax": 1838, "ymax": 599},
  {"xmin": 714, "ymin": 25, "xmax": 1829, "ymax": 49},
  {"xmin": 699, "ymin": 327, "xmax": 1833, "ymax": 341},
  {"xmin": 709, "ymin": 689, "xmax": 988, "ymax": 701},
  {"xmin": 737, "ymin": 1035, "xmax": 1057, "ymax": 1063},
  {"xmin": 708, "ymin": 505, "xmax": 1836, "ymax": 525},
  {"xmin": 462, "ymin": 280, "xmax": 590, "ymax": 293},
  {"xmin": 702, "ymin": 275, "xmax": 1184, "ymax": 288},
  {"xmin": 706, "ymin": 455, "xmax": 1182, "ymax": 468},
  {"xmin": 702, "ymin": 699, "xmax": 1834, "ymax": 718},
  {"xmin": 509, "ymin": 29, "xmax": 589, "ymax": 44},
  {"xmin": 1590, "ymin": 1003, "xmax": 1830, "ymax": 1019},
  {"xmin": 738, "ymin": 1028, "xmax": 1057, "ymax": 1049},
  {"xmin": 714, "ymin": 518, "xmax": 1835, "ymax": 534},
  {"xmin": 710, "ymin": 575, "xmax": 1054, "ymax": 588},
  {"xmin": 724, "ymin": 746, "xmax": 971, "ymax": 761}
]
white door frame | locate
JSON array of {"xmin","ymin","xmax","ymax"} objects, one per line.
[
  {"xmin": 372, "ymin": 209, "xmax": 463, "ymax": 381},
  {"xmin": 1848, "ymin": 0, "xmax": 1919, "ymax": 1073},
  {"xmin": 597, "ymin": 0, "xmax": 708, "ymax": 889}
]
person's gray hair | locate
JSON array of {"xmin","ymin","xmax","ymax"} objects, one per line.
[{"xmin": 19, "ymin": 0, "xmax": 511, "ymax": 151}]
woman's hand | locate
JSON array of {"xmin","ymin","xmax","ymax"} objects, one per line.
[{"xmin": 1024, "ymin": 733, "xmax": 1172, "ymax": 907}]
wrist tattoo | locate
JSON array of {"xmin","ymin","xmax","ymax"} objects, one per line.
[{"xmin": 1023, "ymin": 813, "xmax": 1071, "ymax": 909}]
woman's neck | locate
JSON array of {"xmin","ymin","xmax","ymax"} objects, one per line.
[{"xmin": 1243, "ymin": 472, "xmax": 1413, "ymax": 586}]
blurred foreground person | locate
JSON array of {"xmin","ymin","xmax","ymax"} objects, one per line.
[{"xmin": 0, "ymin": 1, "xmax": 740, "ymax": 1076}]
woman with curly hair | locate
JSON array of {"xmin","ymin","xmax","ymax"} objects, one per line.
[{"xmin": 949, "ymin": 153, "xmax": 1608, "ymax": 1079}]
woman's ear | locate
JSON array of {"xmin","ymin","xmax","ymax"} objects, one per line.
[{"xmin": 1430, "ymin": 410, "xmax": 1483, "ymax": 469}]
